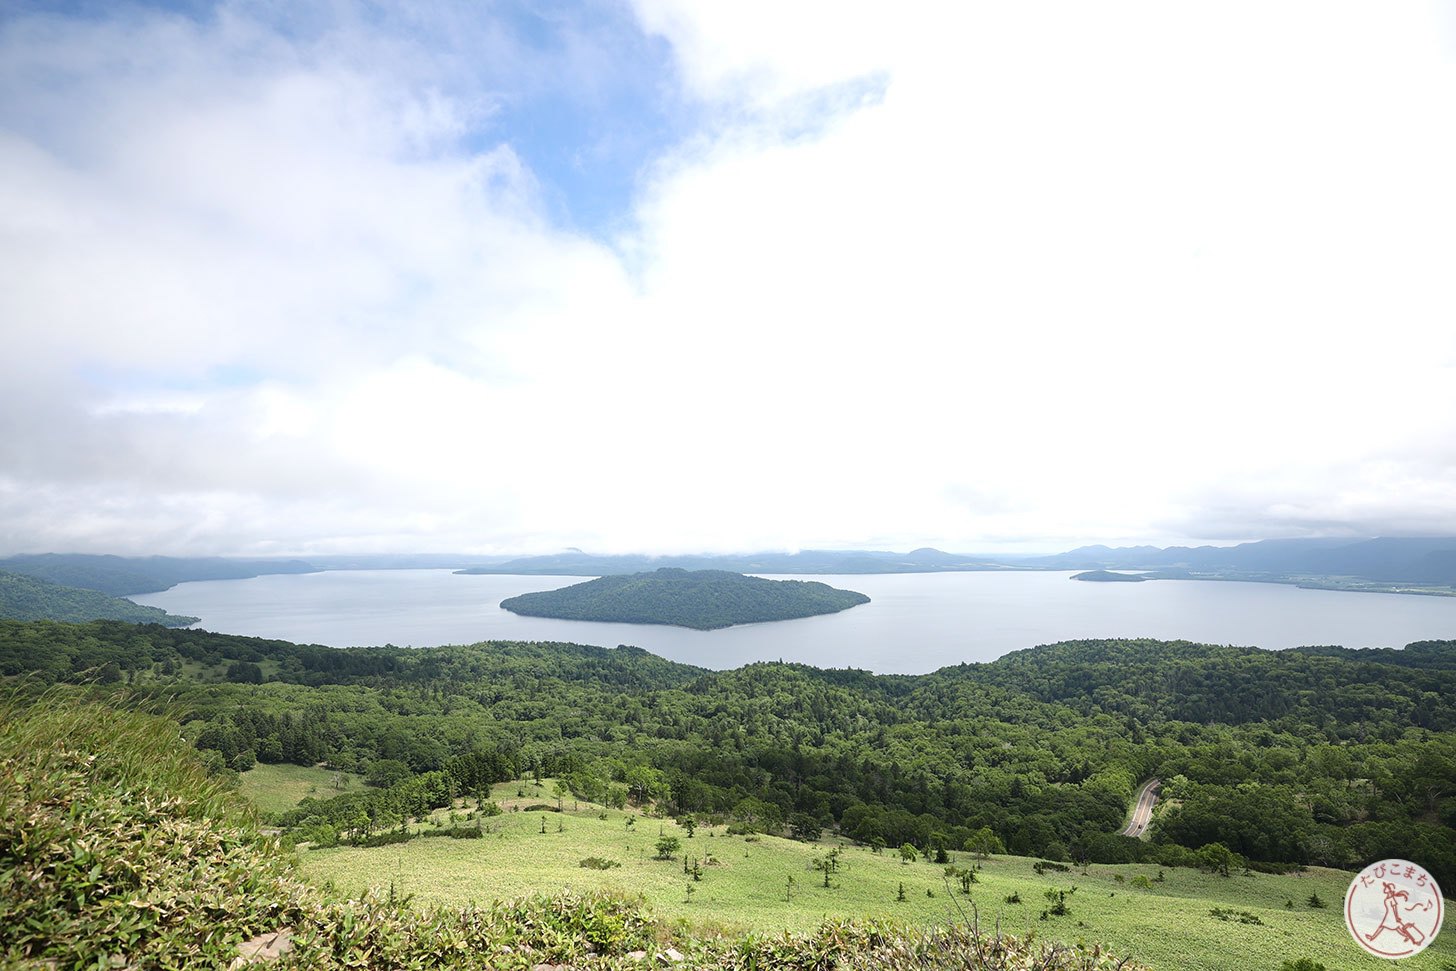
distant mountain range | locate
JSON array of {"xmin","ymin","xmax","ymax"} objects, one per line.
[
  {"xmin": 0, "ymin": 553, "xmax": 511, "ymax": 597},
  {"xmin": 462, "ymin": 537, "xmax": 1456, "ymax": 587},
  {"xmin": 1020, "ymin": 537, "xmax": 1456, "ymax": 586},
  {"xmin": 458, "ymin": 547, "xmax": 1006, "ymax": 577},
  {"xmin": 4, "ymin": 538, "xmax": 1455, "ymax": 605}
]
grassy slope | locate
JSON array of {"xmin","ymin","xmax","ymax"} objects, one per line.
[
  {"xmin": 238, "ymin": 763, "xmax": 364, "ymax": 815},
  {"xmin": 6, "ymin": 699, "xmax": 1144, "ymax": 971},
  {"xmin": 298, "ymin": 782, "xmax": 1456, "ymax": 971}
]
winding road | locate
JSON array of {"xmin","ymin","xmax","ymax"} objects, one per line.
[{"xmin": 1121, "ymin": 778, "xmax": 1161, "ymax": 838}]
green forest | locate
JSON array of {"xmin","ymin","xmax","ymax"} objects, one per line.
[
  {"xmin": 4, "ymin": 619, "xmax": 1453, "ymax": 893},
  {"xmin": 0, "ymin": 552, "xmax": 314, "ymax": 596},
  {"xmin": 0, "ymin": 570, "xmax": 199, "ymax": 626},
  {"xmin": 498, "ymin": 568, "xmax": 871, "ymax": 629}
]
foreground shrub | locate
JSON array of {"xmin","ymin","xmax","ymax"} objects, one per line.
[
  {"xmin": 0, "ymin": 693, "xmax": 312, "ymax": 969},
  {"xmin": 580, "ymin": 856, "xmax": 622, "ymax": 870},
  {"xmin": 288, "ymin": 889, "xmax": 658, "ymax": 970},
  {"xmin": 728, "ymin": 920, "xmax": 1143, "ymax": 971}
]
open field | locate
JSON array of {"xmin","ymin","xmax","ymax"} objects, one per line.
[
  {"xmin": 237, "ymin": 763, "xmax": 362, "ymax": 815},
  {"xmin": 291, "ymin": 781, "xmax": 1456, "ymax": 971}
]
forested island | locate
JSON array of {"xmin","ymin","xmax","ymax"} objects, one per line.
[
  {"xmin": 498, "ymin": 568, "xmax": 870, "ymax": 629},
  {"xmin": 1071, "ymin": 570, "xmax": 1148, "ymax": 583}
]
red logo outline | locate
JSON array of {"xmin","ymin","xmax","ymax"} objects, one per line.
[{"xmin": 1344, "ymin": 859, "xmax": 1443, "ymax": 959}]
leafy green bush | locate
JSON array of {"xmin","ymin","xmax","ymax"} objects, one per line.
[
  {"xmin": 578, "ymin": 856, "xmax": 621, "ymax": 870},
  {"xmin": 354, "ymin": 828, "xmax": 416, "ymax": 848},
  {"xmin": 416, "ymin": 824, "xmax": 486, "ymax": 840},
  {"xmin": 0, "ymin": 692, "xmax": 310, "ymax": 969}
]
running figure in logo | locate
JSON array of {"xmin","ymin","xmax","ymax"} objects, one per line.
[
  {"xmin": 1366, "ymin": 881, "xmax": 1433, "ymax": 948},
  {"xmin": 1345, "ymin": 859, "xmax": 1443, "ymax": 959}
]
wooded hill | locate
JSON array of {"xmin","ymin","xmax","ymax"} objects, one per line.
[
  {"xmin": 0, "ymin": 552, "xmax": 315, "ymax": 596},
  {"xmin": 498, "ymin": 569, "xmax": 870, "ymax": 629},
  {"xmin": 0, "ymin": 570, "xmax": 198, "ymax": 626},
  {"xmin": 3, "ymin": 620, "xmax": 1454, "ymax": 893}
]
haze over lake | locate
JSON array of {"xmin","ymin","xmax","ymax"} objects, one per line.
[{"xmin": 132, "ymin": 570, "xmax": 1456, "ymax": 674}]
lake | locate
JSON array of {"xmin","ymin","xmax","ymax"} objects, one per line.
[{"xmin": 129, "ymin": 569, "xmax": 1456, "ymax": 674}]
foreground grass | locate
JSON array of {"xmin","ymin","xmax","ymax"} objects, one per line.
[
  {"xmin": 238, "ymin": 763, "xmax": 363, "ymax": 816},
  {"xmin": 297, "ymin": 782, "xmax": 1456, "ymax": 971}
]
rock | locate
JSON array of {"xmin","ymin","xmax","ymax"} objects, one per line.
[
  {"xmin": 228, "ymin": 928, "xmax": 293, "ymax": 969},
  {"xmin": 663, "ymin": 947, "xmax": 685, "ymax": 962},
  {"xmin": 626, "ymin": 950, "xmax": 648, "ymax": 961}
]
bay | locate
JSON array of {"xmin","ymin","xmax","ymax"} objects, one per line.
[{"xmin": 128, "ymin": 569, "xmax": 1456, "ymax": 675}]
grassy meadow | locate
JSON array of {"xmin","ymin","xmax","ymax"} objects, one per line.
[
  {"xmin": 287, "ymin": 781, "xmax": 1456, "ymax": 971},
  {"xmin": 238, "ymin": 762, "xmax": 363, "ymax": 815}
]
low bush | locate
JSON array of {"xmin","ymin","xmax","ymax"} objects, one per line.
[{"xmin": 578, "ymin": 857, "xmax": 622, "ymax": 870}]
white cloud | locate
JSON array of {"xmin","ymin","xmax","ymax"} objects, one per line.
[{"xmin": 2, "ymin": 2, "xmax": 1456, "ymax": 556}]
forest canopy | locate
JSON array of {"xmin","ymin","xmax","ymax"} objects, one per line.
[{"xmin": 4, "ymin": 620, "xmax": 1455, "ymax": 891}]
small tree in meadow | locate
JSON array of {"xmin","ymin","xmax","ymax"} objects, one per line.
[
  {"xmin": 789, "ymin": 813, "xmax": 821, "ymax": 842},
  {"xmin": 1195, "ymin": 842, "xmax": 1237, "ymax": 877},
  {"xmin": 966, "ymin": 827, "xmax": 1005, "ymax": 860}
]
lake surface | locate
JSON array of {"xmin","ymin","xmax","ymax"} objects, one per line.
[{"xmin": 130, "ymin": 569, "xmax": 1456, "ymax": 674}]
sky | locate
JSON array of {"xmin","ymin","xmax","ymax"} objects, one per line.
[{"xmin": 2, "ymin": 1, "xmax": 1456, "ymax": 558}]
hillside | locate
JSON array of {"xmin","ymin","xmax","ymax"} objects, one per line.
[
  {"xmin": 292, "ymin": 780, "xmax": 1438, "ymax": 971},
  {"xmin": 6, "ymin": 624, "xmax": 1456, "ymax": 966},
  {"xmin": 4, "ymin": 620, "xmax": 1455, "ymax": 905},
  {"xmin": 0, "ymin": 693, "xmax": 1144, "ymax": 970},
  {"xmin": 498, "ymin": 568, "xmax": 871, "ymax": 629},
  {"xmin": 0, "ymin": 552, "xmax": 315, "ymax": 595},
  {"xmin": 0, "ymin": 569, "xmax": 199, "ymax": 626}
]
